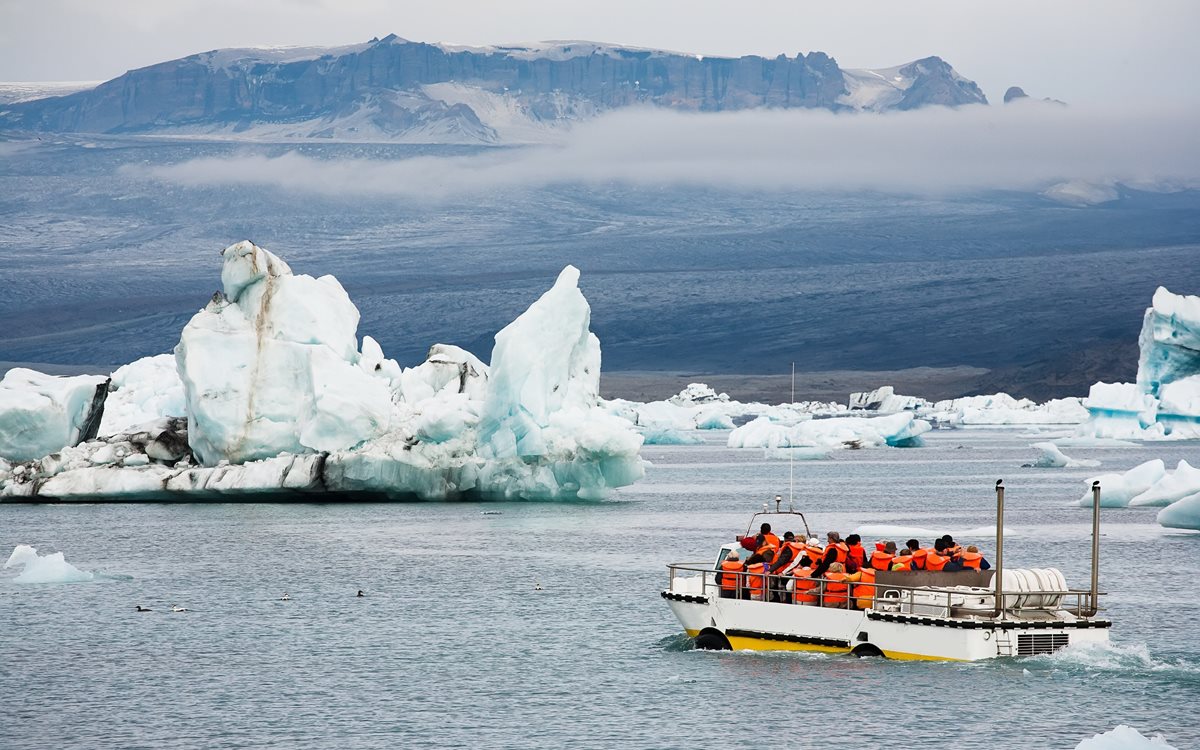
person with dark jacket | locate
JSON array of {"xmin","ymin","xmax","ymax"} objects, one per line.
[{"xmin": 812, "ymin": 531, "xmax": 847, "ymax": 579}]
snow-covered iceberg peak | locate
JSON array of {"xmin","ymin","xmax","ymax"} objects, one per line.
[
  {"xmin": 480, "ymin": 265, "xmax": 600, "ymax": 457},
  {"xmin": 176, "ymin": 240, "xmax": 392, "ymax": 466}
]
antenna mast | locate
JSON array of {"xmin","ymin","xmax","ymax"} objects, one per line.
[{"xmin": 788, "ymin": 361, "xmax": 796, "ymax": 506}]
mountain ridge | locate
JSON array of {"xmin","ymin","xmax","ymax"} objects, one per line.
[{"xmin": 0, "ymin": 35, "xmax": 990, "ymax": 144}]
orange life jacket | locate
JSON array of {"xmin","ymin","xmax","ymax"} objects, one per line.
[
  {"xmin": 847, "ymin": 543, "xmax": 866, "ymax": 570},
  {"xmin": 869, "ymin": 550, "xmax": 895, "ymax": 571},
  {"xmin": 792, "ymin": 566, "xmax": 818, "ymax": 604},
  {"xmin": 890, "ymin": 557, "xmax": 913, "ymax": 572},
  {"xmin": 823, "ymin": 572, "xmax": 849, "ymax": 607},
  {"xmin": 757, "ymin": 533, "xmax": 781, "ymax": 554},
  {"xmin": 853, "ymin": 568, "xmax": 876, "ymax": 609},
  {"xmin": 961, "ymin": 551, "xmax": 983, "ymax": 570},
  {"xmin": 946, "ymin": 544, "xmax": 963, "ymax": 561},
  {"xmin": 924, "ymin": 550, "xmax": 950, "ymax": 572},
  {"xmin": 779, "ymin": 541, "xmax": 805, "ymax": 565},
  {"xmin": 719, "ymin": 559, "xmax": 744, "ymax": 590},
  {"xmin": 827, "ymin": 542, "xmax": 849, "ymax": 565},
  {"xmin": 746, "ymin": 562, "xmax": 769, "ymax": 598},
  {"xmin": 805, "ymin": 543, "xmax": 824, "ymax": 564},
  {"xmin": 910, "ymin": 548, "xmax": 928, "ymax": 570}
]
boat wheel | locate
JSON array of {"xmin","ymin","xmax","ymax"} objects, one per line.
[{"xmin": 693, "ymin": 628, "xmax": 732, "ymax": 651}]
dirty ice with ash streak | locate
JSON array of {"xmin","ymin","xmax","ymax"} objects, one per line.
[{"xmin": 0, "ymin": 241, "xmax": 645, "ymax": 501}]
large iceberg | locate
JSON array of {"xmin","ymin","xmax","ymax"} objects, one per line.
[
  {"xmin": 0, "ymin": 369, "xmax": 109, "ymax": 461},
  {"xmin": 0, "ymin": 243, "xmax": 645, "ymax": 502},
  {"xmin": 728, "ymin": 412, "xmax": 931, "ymax": 451},
  {"xmin": 1079, "ymin": 288, "xmax": 1200, "ymax": 440},
  {"xmin": 177, "ymin": 241, "xmax": 394, "ymax": 465}
]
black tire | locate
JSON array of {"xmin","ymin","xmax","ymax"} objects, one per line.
[
  {"xmin": 693, "ymin": 628, "xmax": 732, "ymax": 651},
  {"xmin": 851, "ymin": 643, "xmax": 884, "ymax": 658}
]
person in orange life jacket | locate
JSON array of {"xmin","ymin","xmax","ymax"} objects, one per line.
[
  {"xmin": 869, "ymin": 541, "xmax": 897, "ymax": 571},
  {"xmin": 771, "ymin": 532, "xmax": 807, "ymax": 601},
  {"xmin": 717, "ymin": 550, "xmax": 745, "ymax": 599},
  {"xmin": 891, "ymin": 548, "xmax": 914, "ymax": 571},
  {"xmin": 763, "ymin": 535, "xmax": 801, "ymax": 602},
  {"xmin": 848, "ymin": 567, "xmax": 876, "ymax": 610},
  {"xmin": 791, "ymin": 562, "xmax": 820, "ymax": 605},
  {"xmin": 924, "ymin": 539, "xmax": 955, "ymax": 571},
  {"xmin": 743, "ymin": 549, "xmax": 776, "ymax": 600},
  {"xmin": 960, "ymin": 545, "xmax": 991, "ymax": 570},
  {"xmin": 773, "ymin": 531, "xmax": 807, "ymax": 572},
  {"xmin": 844, "ymin": 534, "xmax": 867, "ymax": 573},
  {"xmin": 822, "ymin": 562, "xmax": 851, "ymax": 608},
  {"xmin": 755, "ymin": 523, "xmax": 781, "ymax": 554},
  {"xmin": 906, "ymin": 538, "xmax": 928, "ymax": 570},
  {"xmin": 803, "ymin": 537, "xmax": 824, "ymax": 567},
  {"xmin": 941, "ymin": 534, "xmax": 964, "ymax": 562},
  {"xmin": 812, "ymin": 531, "xmax": 847, "ymax": 578}
]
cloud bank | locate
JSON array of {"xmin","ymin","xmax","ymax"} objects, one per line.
[{"xmin": 127, "ymin": 104, "xmax": 1200, "ymax": 203}]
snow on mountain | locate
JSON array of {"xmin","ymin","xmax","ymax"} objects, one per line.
[
  {"xmin": 0, "ymin": 81, "xmax": 102, "ymax": 105},
  {"xmin": 839, "ymin": 57, "xmax": 988, "ymax": 112},
  {"xmin": 0, "ymin": 37, "xmax": 988, "ymax": 144}
]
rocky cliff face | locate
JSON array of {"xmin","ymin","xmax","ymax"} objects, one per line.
[{"xmin": 0, "ymin": 36, "xmax": 990, "ymax": 143}]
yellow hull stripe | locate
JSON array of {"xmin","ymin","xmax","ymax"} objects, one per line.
[{"xmin": 684, "ymin": 630, "xmax": 966, "ymax": 661}]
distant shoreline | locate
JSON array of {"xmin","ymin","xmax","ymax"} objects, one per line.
[{"xmin": 0, "ymin": 360, "xmax": 988, "ymax": 405}]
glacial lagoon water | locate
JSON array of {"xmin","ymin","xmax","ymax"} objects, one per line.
[
  {"xmin": 4, "ymin": 135, "xmax": 1200, "ymax": 391},
  {"xmin": 2, "ymin": 428, "xmax": 1196, "ymax": 749}
]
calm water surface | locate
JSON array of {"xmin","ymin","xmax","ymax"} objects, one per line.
[{"xmin": 2, "ymin": 429, "xmax": 1196, "ymax": 748}]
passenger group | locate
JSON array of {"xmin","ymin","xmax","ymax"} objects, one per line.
[{"xmin": 716, "ymin": 523, "xmax": 991, "ymax": 608}]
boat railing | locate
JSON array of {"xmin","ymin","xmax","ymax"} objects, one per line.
[{"xmin": 666, "ymin": 563, "xmax": 1104, "ymax": 618}]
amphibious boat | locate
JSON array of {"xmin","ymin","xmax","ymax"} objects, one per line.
[{"xmin": 662, "ymin": 480, "xmax": 1112, "ymax": 661}]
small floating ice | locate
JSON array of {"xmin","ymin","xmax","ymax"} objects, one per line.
[
  {"xmin": 1130, "ymin": 460, "xmax": 1200, "ymax": 507},
  {"xmin": 1030, "ymin": 442, "xmax": 1100, "ymax": 469},
  {"xmin": 3, "ymin": 544, "xmax": 96, "ymax": 583},
  {"xmin": 1076, "ymin": 459, "xmax": 1166, "ymax": 508},
  {"xmin": 1074, "ymin": 725, "xmax": 1177, "ymax": 749},
  {"xmin": 852, "ymin": 524, "xmax": 999, "ymax": 539}
]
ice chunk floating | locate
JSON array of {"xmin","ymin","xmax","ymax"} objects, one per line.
[
  {"xmin": 1030, "ymin": 442, "xmax": 1099, "ymax": 469},
  {"xmin": 3, "ymin": 544, "xmax": 95, "ymax": 583},
  {"xmin": 1074, "ymin": 725, "xmax": 1177, "ymax": 750},
  {"xmin": 0, "ymin": 242, "xmax": 645, "ymax": 501}
]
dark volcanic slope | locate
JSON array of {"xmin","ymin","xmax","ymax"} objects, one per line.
[{"xmin": 0, "ymin": 36, "xmax": 985, "ymax": 136}]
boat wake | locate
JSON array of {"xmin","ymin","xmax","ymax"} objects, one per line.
[{"xmin": 1027, "ymin": 640, "xmax": 1200, "ymax": 677}]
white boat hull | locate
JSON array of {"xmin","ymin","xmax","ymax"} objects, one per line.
[{"xmin": 662, "ymin": 587, "xmax": 1110, "ymax": 661}]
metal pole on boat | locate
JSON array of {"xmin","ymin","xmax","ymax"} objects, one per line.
[
  {"xmin": 993, "ymin": 479, "xmax": 1005, "ymax": 618},
  {"xmin": 1086, "ymin": 480, "xmax": 1101, "ymax": 617},
  {"xmin": 788, "ymin": 361, "xmax": 796, "ymax": 507}
]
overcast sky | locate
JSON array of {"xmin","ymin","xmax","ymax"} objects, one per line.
[{"xmin": 1, "ymin": 0, "xmax": 1198, "ymax": 107}]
